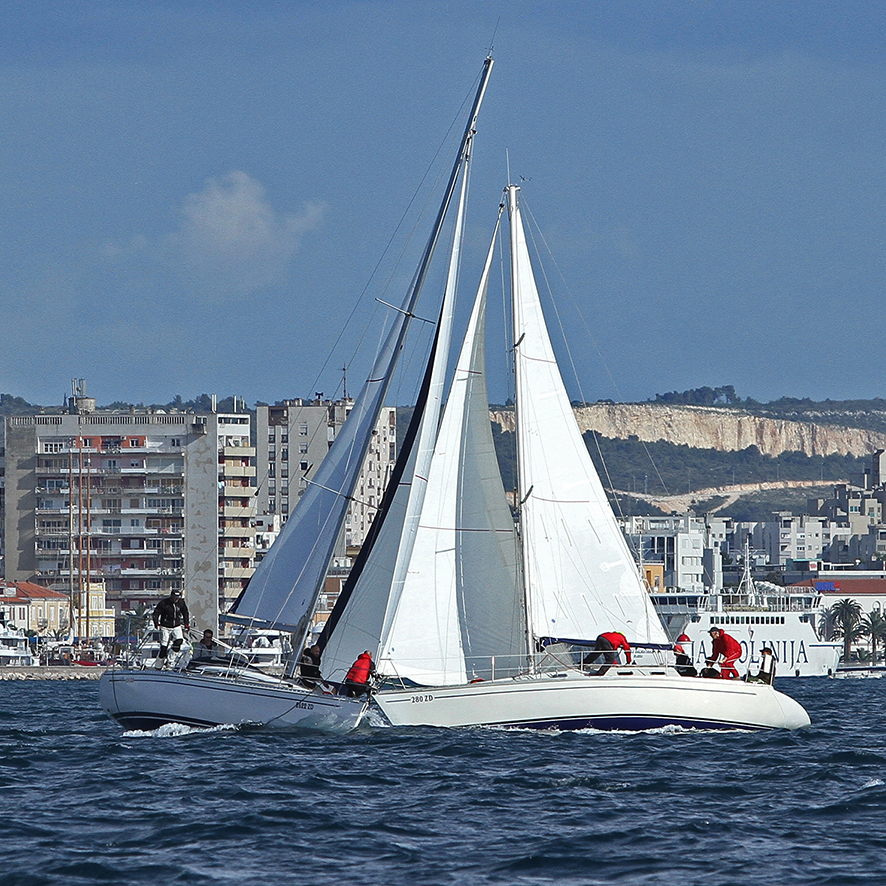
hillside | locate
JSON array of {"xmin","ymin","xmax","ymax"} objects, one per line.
[{"xmin": 490, "ymin": 403, "xmax": 886, "ymax": 459}]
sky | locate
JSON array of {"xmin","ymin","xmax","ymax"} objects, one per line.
[{"xmin": 2, "ymin": 0, "xmax": 886, "ymax": 409}]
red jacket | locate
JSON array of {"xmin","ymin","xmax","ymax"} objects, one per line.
[
  {"xmin": 710, "ymin": 632, "xmax": 742, "ymax": 662},
  {"xmin": 599, "ymin": 632, "xmax": 631, "ymax": 663},
  {"xmin": 346, "ymin": 653, "xmax": 373, "ymax": 684}
]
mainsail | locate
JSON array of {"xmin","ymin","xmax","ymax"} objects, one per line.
[{"xmin": 507, "ymin": 185, "xmax": 668, "ymax": 645}]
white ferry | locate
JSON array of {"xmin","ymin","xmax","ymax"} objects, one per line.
[{"xmin": 651, "ymin": 554, "xmax": 841, "ymax": 678}]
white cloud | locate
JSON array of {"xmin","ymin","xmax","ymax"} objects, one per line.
[{"xmin": 168, "ymin": 170, "xmax": 325, "ymax": 296}]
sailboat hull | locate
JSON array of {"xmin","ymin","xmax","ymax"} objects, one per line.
[
  {"xmin": 374, "ymin": 669, "xmax": 810, "ymax": 731},
  {"xmin": 99, "ymin": 667, "xmax": 366, "ymax": 733}
]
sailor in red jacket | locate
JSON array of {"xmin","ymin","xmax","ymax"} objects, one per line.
[
  {"xmin": 343, "ymin": 650, "xmax": 375, "ymax": 697},
  {"xmin": 706, "ymin": 627, "xmax": 742, "ymax": 679},
  {"xmin": 585, "ymin": 631, "xmax": 631, "ymax": 674}
]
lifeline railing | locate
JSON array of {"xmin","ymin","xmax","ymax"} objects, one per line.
[{"xmin": 374, "ymin": 641, "xmax": 684, "ymax": 690}]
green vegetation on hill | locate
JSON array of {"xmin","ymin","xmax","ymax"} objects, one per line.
[
  {"xmin": 0, "ymin": 393, "xmax": 251, "ymax": 416},
  {"xmin": 583, "ymin": 435, "xmax": 863, "ymax": 496},
  {"xmin": 490, "ymin": 426, "xmax": 865, "ymax": 520}
]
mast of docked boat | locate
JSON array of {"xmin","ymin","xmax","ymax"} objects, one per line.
[{"xmin": 506, "ymin": 183, "xmax": 536, "ymax": 675}]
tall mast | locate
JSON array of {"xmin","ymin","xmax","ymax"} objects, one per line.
[
  {"xmin": 231, "ymin": 57, "xmax": 495, "ymax": 645},
  {"xmin": 506, "ymin": 183, "xmax": 534, "ymax": 669}
]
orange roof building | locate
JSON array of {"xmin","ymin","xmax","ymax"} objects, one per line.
[{"xmin": 0, "ymin": 580, "xmax": 70, "ymax": 635}]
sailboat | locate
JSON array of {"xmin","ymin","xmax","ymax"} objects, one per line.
[
  {"xmin": 317, "ymin": 179, "xmax": 811, "ymax": 731},
  {"xmin": 98, "ymin": 58, "xmax": 497, "ymax": 733}
]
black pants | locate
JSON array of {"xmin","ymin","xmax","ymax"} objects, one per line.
[
  {"xmin": 583, "ymin": 637, "xmax": 616, "ymax": 673},
  {"xmin": 344, "ymin": 680, "xmax": 370, "ymax": 698}
]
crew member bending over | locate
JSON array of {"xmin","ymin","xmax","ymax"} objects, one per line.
[
  {"xmin": 585, "ymin": 631, "xmax": 631, "ymax": 675},
  {"xmin": 343, "ymin": 650, "xmax": 375, "ymax": 697},
  {"xmin": 706, "ymin": 626, "xmax": 742, "ymax": 680}
]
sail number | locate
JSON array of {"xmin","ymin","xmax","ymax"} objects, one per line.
[{"xmin": 410, "ymin": 694, "xmax": 434, "ymax": 703}]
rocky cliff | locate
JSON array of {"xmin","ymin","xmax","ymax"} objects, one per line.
[{"xmin": 490, "ymin": 403, "xmax": 886, "ymax": 458}]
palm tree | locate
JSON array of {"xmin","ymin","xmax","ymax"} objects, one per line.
[
  {"xmin": 819, "ymin": 606, "xmax": 839, "ymax": 642},
  {"xmin": 860, "ymin": 610, "xmax": 886, "ymax": 665},
  {"xmin": 830, "ymin": 598, "xmax": 864, "ymax": 664}
]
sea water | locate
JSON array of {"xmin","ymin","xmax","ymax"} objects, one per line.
[{"xmin": 1, "ymin": 677, "xmax": 885, "ymax": 886}]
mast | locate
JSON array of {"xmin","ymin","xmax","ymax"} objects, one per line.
[
  {"xmin": 506, "ymin": 184, "xmax": 535, "ymax": 669},
  {"xmin": 68, "ymin": 447, "xmax": 75, "ymax": 640},
  {"xmin": 85, "ymin": 450, "xmax": 91, "ymax": 641},
  {"xmin": 230, "ymin": 57, "xmax": 495, "ymax": 646},
  {"xmin": 319, "ymin": 59, "xmax": 496, "ymax": 673}
]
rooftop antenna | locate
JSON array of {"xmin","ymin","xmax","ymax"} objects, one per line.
[{"xmin": 342, "ymin": 365, "xmax": 348, "ymax": 399}]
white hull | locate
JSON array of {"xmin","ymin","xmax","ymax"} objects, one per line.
[
  {"xmin": 374, "ymin": 668, "xmax": 810, "ymax": 731},
  {"xmin": 99, "ymin": 666, "xmax": 366, "ymax": 733}
]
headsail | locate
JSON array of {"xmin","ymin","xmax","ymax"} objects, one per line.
[
  {"xmin": 507, "ymin": 184, "xmax": 668, "ymax": 645},
  {"xmin": 379, "ymin": 208, "xmax": 525, "ymax": 684}
]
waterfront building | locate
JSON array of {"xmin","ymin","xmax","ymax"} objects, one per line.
[
  {"xmin": 620, "ymin": 514, "xmax": 706, "ymax": 592},
  {"xmin": 2, "ymin": 397, "xmax": 255, "ymax": 635},
  {"xmin": 0, "ymin": 579, "xmax": 72, "ymax": 635}
]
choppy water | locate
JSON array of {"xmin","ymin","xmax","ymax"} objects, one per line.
[{"xmin": 2, "ymin": 677, "xmax": 886, "ymax": 885}]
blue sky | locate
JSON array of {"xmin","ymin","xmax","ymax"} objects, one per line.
[{"xmin": 3, "ymin": 1, "xmax": 885, "ymax": 408}]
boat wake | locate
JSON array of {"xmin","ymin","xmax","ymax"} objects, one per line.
[{"xmin": 122, "ymin": 721, "xmax": 238, "ymax": 739}]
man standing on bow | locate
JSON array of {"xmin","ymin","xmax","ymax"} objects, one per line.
[{"xmin": 152, "ymin": 589, "xmax": 190, "ymax": 666}]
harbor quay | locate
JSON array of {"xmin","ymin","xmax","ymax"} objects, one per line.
[{"xmin": 0, "ymin": 667, "xmax": 106, "ymax": 680}]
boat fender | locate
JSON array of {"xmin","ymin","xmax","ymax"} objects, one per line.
[{"xmin": 470, "ymin": 677, "xmax": 484, "ymax": 684}]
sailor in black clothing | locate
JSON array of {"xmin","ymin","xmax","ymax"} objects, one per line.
[
  {"xmin": 152, "ymin": 589, "xmax": 190, "ymax": 665},
  {"xmin": 298, "ymin": 644, "xmax": 323, "ymax": 688}
]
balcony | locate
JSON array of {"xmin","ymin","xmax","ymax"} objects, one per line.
[
  {"xmin": 219, "ymin": 565, "xmax": 254, "ymax": 580},
  {"xmin": 222, "ymin": 445, "xmax": 255, "ymax": 457},
  {"xmin": 221, "ymin": 464, "xmax": 256, "ymax": 478},
  {"xmin": 222, "ymin": 505, "xmax": 255, "ymax": 518}
]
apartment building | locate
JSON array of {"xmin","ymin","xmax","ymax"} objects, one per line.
[
  {"xmin": 2, "ymin": 399, "xmax": 255, "ymax": 634},
  {"xmin": 620, "ymin": 514, "xmax": 706, "ymax": 592},
  {"xmin": 255, "ymin": 399, "xmax": 397, "ymax": 550}
]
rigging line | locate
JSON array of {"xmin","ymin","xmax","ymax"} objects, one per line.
[
  {"xmin": 517, "ymin": 196, "xmax": 672, "ymax": 507},
  {"xmin": 302, "ymin": 475, "xmax": 380, "ymax": 512},
  {"xmin": 294, "ymin": 66, "xmax": 488, "ymax": 418}
]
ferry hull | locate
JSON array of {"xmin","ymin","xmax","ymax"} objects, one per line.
[
  {"xmin": 99, "ymin": 668, "xmax": 366, "ymax": 733},
  {"xmin": 374, "ymin": 669, "xmax": 810, "ymax": 732}
]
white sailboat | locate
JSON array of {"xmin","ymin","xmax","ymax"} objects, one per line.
[
  {"xmin": 99, "ymin": 58, "xmax": 496, "ymax": 734},
  {"xmin": 319, "ymin": 181, "xmax": 810, "ymax": 732}
]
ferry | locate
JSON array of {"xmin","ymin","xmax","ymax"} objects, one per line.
[{"xmin": 651, "ymin": 553, "xmax": 841, "ymax": 678}]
